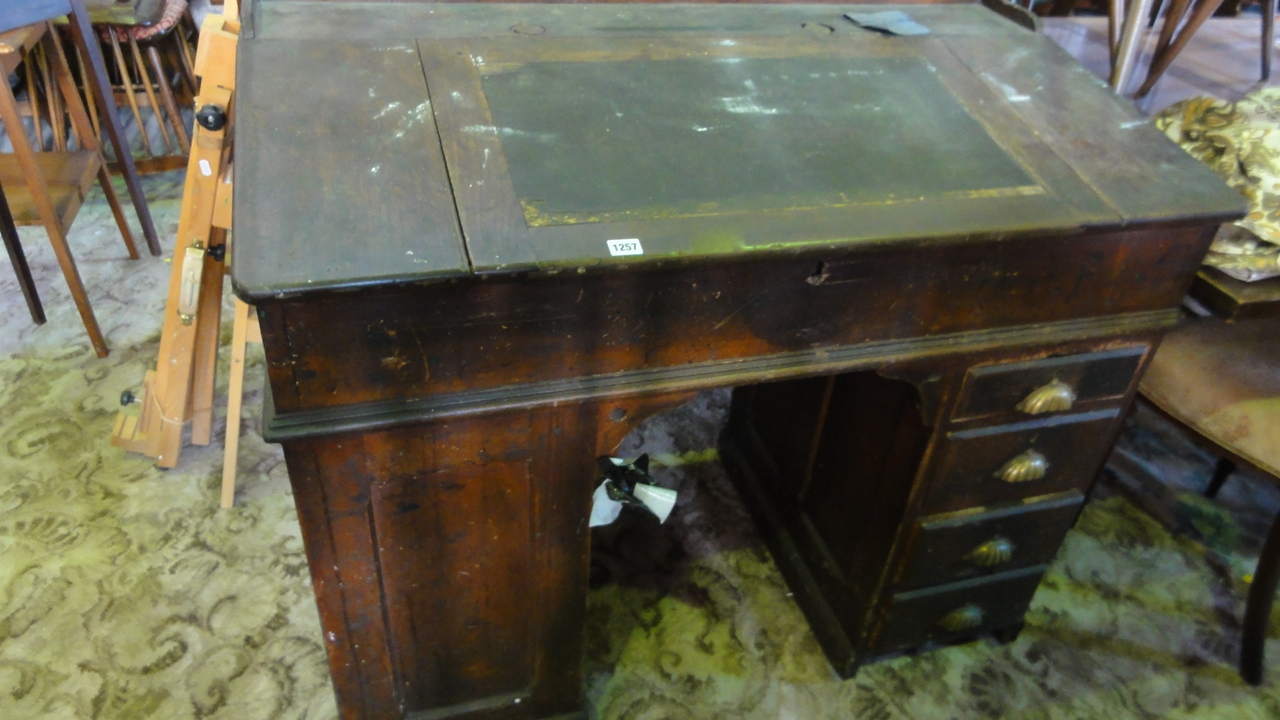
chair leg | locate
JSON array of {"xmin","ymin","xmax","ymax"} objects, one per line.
[
  {"xmin": 96, "ymin": 167, "xmax": 139, "ymax": 260},
  {"xmin": 66, "ymin": 1, "xmax": 162, "ymax": 257},
  {"xmin": 146, "ymin": 43, "xmax": 190, "ymax": 154},
  {"xmin": 1112, "ymin": 0, "xmax": 1159, "ymax": 93},
  {"xmin": 71, "ymin": 42, "xmax": 100, "ymax": 138},
  {"xmin": 129, "ymin": 36, "xmax": 174, "ymax": 155},
  {"xmin": 1149, "ymin": 0, "xmax": 1195, "ymax": 83},
  {"xmin": 1205, "ymin": 457, "xmax": 1237, "ymax": 499},
  {"xmin": 25, "ymin": 50, "xmax": 45, "ymax": 152},
  {"xmin": 36, "ymin": 46, "xmax": 66, "ymax": 152},
  {"xmin": 42, "ymin": 30, "xmax": 139, "ymax": 263},
  {"xmin": 1242, "ymin": 507, "xmax": 1280, "ymax": 684},
  {"xmin": 109, "ymin": 33, "xmax": 153, "ymax": 158},
  {"xmin": 0, "ymin": 178, "xmax": 45, "ymax": 325},
  {"xmin": 0, "ymin": 64, "xmax": 107, "ymax": 356},
  {"xmin": 1263, "ymin": 0, "xmax": 1276, "ymax": 80},
  {"xmin": 173, "ymin": 21, "xmax": 198, "ymax": 98},
  {"xmin": 1136, "ymin": 0, "xmax": 1228, "ymax": 98}
]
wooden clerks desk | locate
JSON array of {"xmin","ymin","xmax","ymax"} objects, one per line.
[{"xmin": 233, "ymin": 3, "xmax": 1245, "ymax": 718}]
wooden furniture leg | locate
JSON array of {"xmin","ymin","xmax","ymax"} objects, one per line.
[
  {"xmin": 1112, "ymin": 0, "xmax": 1159, "ymax": 93},
  {"xmin": 129, "ymin": 35, "xmax": 174, "ymax": 154},
  {"xmin": 0, "ymin": 176, "xmax": 44, "ymax": 324},
  {"xmin": 71, "ymin": 42, "xmax": 99, "ymax": 137},
  {"xmin": 1110, "ymin": 0, "xmax": 1127, "ymax": 69},
  {"xmin": 1243, "ymin": 509, "xmax": 1280, "ymax": 684},
  {"xmin": 1204, "ymin": 457, "xmax": 1236, "ymax": 498},
  {"xmin": 66, "ymin": 0, "xmax": 162, "ymax": 257},
  {"xmin": 43, "ymin": 30, "xmax": 139, "ymax": 260},
  {"xmin": 146, "ymin": 42, "xmax": 190, "ymax": 154},
  {"xmin": 1263, "ymin": 0, "xmax": 1275, "ymax": 80},
  {"xmin": 37, "ymin": 46, "xmax": 65, "ymax": 152},
  {"xmin": 169, "ymin": 31, "xmax": 197, "ymax": 102},
  {"xmin": 1148, "ymin": 0, "xmax": 1195, "ymax": 78},
  {"xmin": 109, "ymin": 33, "xmax": 153, "ymax": 157},
  {"xmin": 1136, "ymin": 0, "xmax": 1228, "ymax": 97},
  {"xmin": 0, "ymin": 66, "xmax": 107, "ymax": 356},
  {"xmin": 46, "ymin": 30, "xmax": 79, "ymax": 150},
  {"xmin": 25, "ymin": 48, "xmax": 44, "ymax": 151}
]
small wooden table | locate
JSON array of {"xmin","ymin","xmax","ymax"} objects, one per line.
[
  {"xmin": 1190, "ymin": 267, "xmax": 1280, "ymax": 321},
  {"xmin": 233, "ymin": 3, "xmax": 1245, "ymax": 718}
]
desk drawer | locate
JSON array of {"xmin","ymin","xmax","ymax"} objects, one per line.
[
  {"xmin": 953, "ymin": 347, "xmax": 1147, "ymax": 423},
  {"xmin": 898, "ymin": 492, "xmax": 1082, "ymax": 591},
  {"xmin": 874, "ymin": 566, "xmax": 1045, "ymax": 653},
  {"xmin": 923, "ymin": 409, "xmax": 1118, "ymax": 513}
]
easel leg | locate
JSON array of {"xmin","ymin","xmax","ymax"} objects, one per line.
[
  {"xmin": 221, "ymin": 298, "xmax": 251, "ymax": 508},
  {"xmin": 190, "ymin": 228, "xmax": 227, "ymax": 446}
]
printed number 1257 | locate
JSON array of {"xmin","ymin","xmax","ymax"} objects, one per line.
[{"xmin": 607, "ymin": 239, "xmax": 644, "ymax": 257}]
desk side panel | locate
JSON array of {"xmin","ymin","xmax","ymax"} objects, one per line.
[{"xmin": 282, "ymin": 394, "xmax": 692, "ymax": 719}]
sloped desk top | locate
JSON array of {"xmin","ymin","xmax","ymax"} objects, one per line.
[{"xmin": 232, "ymin": 1, "xmax": 1243, "ymax": 301}]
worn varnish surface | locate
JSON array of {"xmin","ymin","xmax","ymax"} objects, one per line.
[
  {"xmin": 234, "ymin": 40, "xmax": 466, "ymax": 297},
  {"xmin": 233, "ymin": 3, "xmax": 1245, "ymax": 719},
  {"xmin": 233, "ymin": 1, "xmax": 1242, "ymax": 298}
]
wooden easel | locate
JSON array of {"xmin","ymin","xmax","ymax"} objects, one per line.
[{"xmin": 112, "ymin": 7, "xmax": 239, "ymax": 472}]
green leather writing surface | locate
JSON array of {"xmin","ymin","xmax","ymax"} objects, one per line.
[{"xmin": 482, "ymin": 56, "xmax": 1037, "ymax": 227}]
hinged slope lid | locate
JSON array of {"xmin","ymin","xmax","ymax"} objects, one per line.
[
  {"xmin": 232, "ymin": 2, "xmax": 1245, "ymax": 300},
  {"xmin": 233, "ymin": 40, "xmax": 468, "ymax": 300}
]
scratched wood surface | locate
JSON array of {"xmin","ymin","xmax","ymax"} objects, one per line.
[{"xmin": 234, "ymin": 1, "xmax": 1243, "ymax": 294}]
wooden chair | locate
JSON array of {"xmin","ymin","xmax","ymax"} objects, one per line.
[
  {"xmin": 1, "ymin": 19, "xmax": 138, "ymax": 356},
  {"xmin": 1101, "ymin": 0, "xmax": 1275, "ymax": 96},
  {"xmin": 1138, "ymin": 314, "xmax": 1280, "ymax": 684},
  {"xmin": 1134, "ymin": 0, "xmax": 1275, "ymax": 97},
  {"xmin": 4, "ymin": 1, "xmax": 161, "ymax": 256},
  {"xmin": 98, "ymin": 0, "xmax": 198, "ymax": 173}
]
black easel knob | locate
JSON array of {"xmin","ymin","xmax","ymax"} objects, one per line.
[{"xmin": 196, "ymin": 104, "xmax": 227, "ymax": 131}]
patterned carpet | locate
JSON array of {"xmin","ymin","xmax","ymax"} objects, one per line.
[{"xmin": 3, "ymin": 162, "xmax": 1280, "ymax": 719}]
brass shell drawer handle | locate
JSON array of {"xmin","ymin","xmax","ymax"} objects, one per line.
[
  {"xmin": 965, "ymin": 537, "xmax": 1015, "ymax": 568},
  {"xmin": 996, "ymin": 449, "xmax": 1048, "ymax": 483},
  {"xmin": 1015, "ymin": 378, "xmax": 1076, "ymax": 415},
  {"xmin": 938, "ymin": 604, "xmax": 984, "ymax": 632}
]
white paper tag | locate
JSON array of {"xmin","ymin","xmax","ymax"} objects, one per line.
[
  {"xmin": 589, "ymin": 482, "xmax": 623, "ymax": 527},
  {"xmin": 607, "ymin": 238, "xmax": 643, "ymax": 257},
  {"xmin": 199, "ymin": 159, "xmax": 212, "ymax": 177}
]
